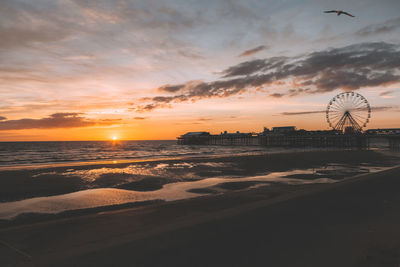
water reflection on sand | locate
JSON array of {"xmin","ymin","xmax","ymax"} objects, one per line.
[
  {"xmin": 32, "ymin": 162, "xmax": 232, "ymax": 182},
  {"xmin": 0, "ymin": 162, "xmax": 390, "ymax": 220},
  {"xmin": 0, "ymin": 169, "xmax": 337, "ymax": 219}
]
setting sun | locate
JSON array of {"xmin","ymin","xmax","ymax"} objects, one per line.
[{"xmin": 112, "ymin": 136, "xmax": 118, "ymax": 141}]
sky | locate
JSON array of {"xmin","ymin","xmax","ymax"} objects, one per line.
[{"xmin": 0, "ymin": 0, "xmax": 399, "ymax": 141}]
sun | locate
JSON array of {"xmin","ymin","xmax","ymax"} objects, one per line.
[{"xmin": 112, "ymin": 136, "xmax": 118, "ymax": 141}]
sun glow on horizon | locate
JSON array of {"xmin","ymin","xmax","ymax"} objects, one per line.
[{"xmin": 112, "ymin": 136, "xmax": 118, "ymax": 141}]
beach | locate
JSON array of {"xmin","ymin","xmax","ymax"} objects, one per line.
[
  {"xmin": 0, "ymin": 150, "xmax": 397, "ymax": 221},
  {"xmin": 1, "ymin": 149, "xmax": 400, "ymax": 266}
]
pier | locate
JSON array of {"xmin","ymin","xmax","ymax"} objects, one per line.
[
  {"xmin": 178, "ymin": 126, "xmax": 400, "ymax": 150},
  {"xmin": 177, "ymin": 127, "xmax": 372, "ymax": 149}
]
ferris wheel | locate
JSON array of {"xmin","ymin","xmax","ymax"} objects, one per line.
[{"xmin": 326, "ymin": 92, "xmax": 371, "ymax": 132}]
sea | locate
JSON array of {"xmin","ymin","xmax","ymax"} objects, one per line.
[
  {"xmin": 0, "ymin": 140, "xmax": 276, "ymax": 168},
  {"xmin": 0, "ymin": 138, "xmax": 391, "ymax": 168}
]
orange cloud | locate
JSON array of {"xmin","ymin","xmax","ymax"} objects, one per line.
[{"xmin": 0, "ymin": 113, "xmax": 120, "ymax": 130}]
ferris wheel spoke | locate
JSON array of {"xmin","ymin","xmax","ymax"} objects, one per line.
[
  {"xmin": 343, "ymin": 93, "xmax": 348, "ymax": 104},
  {"xmin": 349, "ymin": 116, "xmax": 362, "ymax": 129},
  {"xmin": 349, "ymin": 111, "xmax": 367, "ymax": 116},
  {"xmin": 329, "ymin": 109, "xmax": 343, "ymax": 116},
  {"xmin": 352, "ymin": 111, "xmax": 367, "ymax": 119},
  {"xmin": 351, "ymin": 97, "xmax": 362, "ymax": 106},
  {"xmin": 351, "ymin": 100, "xmax": 362, "ymax": 110},
  {"xmin": 331, "ymin": 100, "xmax": 344, "ymax": 110},
  {"xmin": 352, "ymin": 106, "xmax": 367, "ymax": 112},
  {"xmin": 350, "ymin": 94, "xmax": 360, "ymax": 106},
  {"xmin": 352, "ymin": 114, "xmax": 367, "ymax": 123},
  {"xmin": 329, "ymin": 109, "xmax": 342, "ymax": 117},
  {"xmin": 353, "ymin": 101, "xmax": 366, "ymax": 109},
  {"xmin": 329, "ymin": 117, "xmax": 339, "ymax": 122},
  {"xmin": 334, "ymin": 101, "xmax": 345, "ymax": 111},
  {"xmin": 351, "ymin": 109, "xmax": 367, "ymax": 117},
  {"xmin": 352, "ymin": 116, "xmax": 366, "ymax": 123},
  {"xmin": 330, "ymin": 115, "xmax": 342, "ymax": 121},
  {"xmin": 351, "ymin": 114, "xmax": 367, "ymax": 127},
  {"xmin": 329, "ymin": 104, "xmax": 341, "ymax": 110},
  {"xmin": 330, "ymin": 113, "xmax": 343, "ymax": 120},
  {"xmin": 352, "ymin": 115, "xmax": 364, "ymax": 124},
  {"xmin": 346, "ymin": 93, "xmax": 352, "ymax": 103},
  {"xmin": 338, "ymin": 94, "xmax": 347, "ymax": 105}
]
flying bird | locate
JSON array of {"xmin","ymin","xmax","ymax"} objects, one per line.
[{"xmin": 324, "ymin": 10, "xmax": 355, "ymax": 17}]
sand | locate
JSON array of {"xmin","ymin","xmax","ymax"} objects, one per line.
[
  {"xmin": 0, "ymin": 150, "xmax": 396, "ymax": 203},
  {"xmin": 1, "ymin": 161, "xmax": 400, "ymax": 266}
]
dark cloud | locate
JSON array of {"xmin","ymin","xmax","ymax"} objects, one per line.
[
  {"xmin": 0, "ymin": 113, "xmax": 118, "ymax": 130},
  {"xmin": 239, "ymin": 45, "xmax": 268, "ymax": 57},
  {"xmin": 269, "ymin": 93, "xmax": 284, "ymax": 98},
  {"xmin": 356, "ymin": 17, "xmax": 400, "ymax": 37},
  {"xmin": 157, "ymin": 84, "xmax": 186, "ymax": 93},
  {"xmin": 135, "ymin": 103, "xmax": 171, "ymax": 113},
  {"xmin": 134, "ymin": 117, "xmax": 147, "ymax": 120},
  {"xmin": 287, "ymin": 88, "xmax": 312, "ymax": 97},
  {"xmin": 135, "ymin": 42, "xmax": 400, "ymax": 112},
  {"xmin": 312, "ymin": 71, "xmax": 400, "ymax": 92},
  {"xmin": 380, "ymin": 90, "xmax": 394, "ymax": 96},
  {"xmin": 221, "ymin": 57, "xmax": 286, "ymax": 77},
  {"xmin": 222, "ymin": 42, "xmax": 400, "ymax": 90},
  {"xmin": 0, "ymin": 116, "xmax": 6, "ymax": 121}
]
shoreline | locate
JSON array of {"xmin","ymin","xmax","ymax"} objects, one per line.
[{"xmin": 0, "ymin": 146, "xmax": 382, "ymax": 171}]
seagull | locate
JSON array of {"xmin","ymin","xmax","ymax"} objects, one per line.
[{"xmin": 324, "ymin": 10, "xmax": 355, "ymax": 17}]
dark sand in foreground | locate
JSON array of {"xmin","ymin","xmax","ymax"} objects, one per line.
[{"xmin": 1, "ymin": 161, "xmax": 400, "ymax": 266}]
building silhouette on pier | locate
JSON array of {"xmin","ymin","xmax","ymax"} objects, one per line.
[{"xmin": 177, "ymin": 126, "xmax": 400, "ymax": 149}]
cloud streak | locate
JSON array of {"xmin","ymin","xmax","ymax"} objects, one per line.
[
  {"xmin": 135, "ymin": 42, "xmax": 400, "ymax": 112},
  {"xmin": 239, "ymin": 45, "xmax": 268, "ymax": 57},
  {"xmin": 280, "ymin": 106, "xmax": 397, "ymax": 116},
  {"xmin": 280, "ymin": 110, "xmax": 325, "ymax": 116},
  {"xmin": 0, "ymin": 113, "xmax": 119, "ymax": 130},
  {"xmin": 356, "ymin": 17, "xmax": 400, "ymax": 37},
  {"xmin": 380, "ymin": 90, "xmax": 394, "ymax": 96}
]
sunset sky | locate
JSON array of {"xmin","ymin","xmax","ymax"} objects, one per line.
[{"xmin": 1, "ymin": 0, "xmax": 399, "ymax": 141}]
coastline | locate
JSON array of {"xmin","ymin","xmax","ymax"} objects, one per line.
[{"xmin": 0, "ymin": 146, "xmax": 353, "ymax": 171}]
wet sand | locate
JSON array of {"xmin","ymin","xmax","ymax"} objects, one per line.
[
  {"xmin": 1, "ymin": 162, "xmax": 400, "ymax": 266},
  {"xmin": 0, "ymin": 150, "xmax": 396, "ymax": 203},
  {"xmin": 0, "ymin": 150, "xmax": 397, "ymax": 222}
]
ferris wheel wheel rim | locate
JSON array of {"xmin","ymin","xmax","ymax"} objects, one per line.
[{"xmin": 326, "ymin": 91, "xmax": 370, "ymax": 130}]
